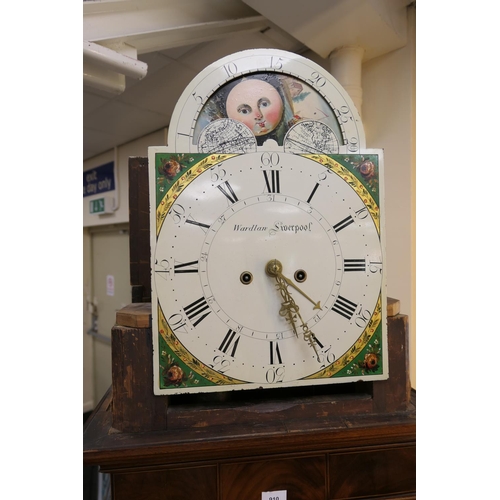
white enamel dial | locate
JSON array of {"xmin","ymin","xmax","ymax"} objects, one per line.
[
  {"xmin": 150, "ymin": 150, "xmax": 386, "ymax": 395},
  {"xmin": 167, "ymin": 49, "xmax": 365, "ymax": 154}
]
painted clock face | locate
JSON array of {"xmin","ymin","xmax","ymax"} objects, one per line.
[
  {"xmin": 149, "ymin": 150, "xmax": 387, "ymax": 395},
  {"xmin": 167, "ymin": 49, "xmax": 365, "ymax": 155}
]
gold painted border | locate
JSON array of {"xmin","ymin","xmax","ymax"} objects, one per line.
[
  {"xmin": 158, "ymin": 304, "xmax": 245, "ymax": 385},
  {"xmin": 156, "ymin": 153, "xmax": 238, "ymax": 237},
  {"xmin": 304, "ymin": 293, "xmax": 382, "ymax": 379},
  {"xmin": 303, "ymin": 155, "xmax": 380, "ymax": 234}
]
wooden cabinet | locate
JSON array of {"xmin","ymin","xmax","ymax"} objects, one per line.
[
  {"xmin": 328, "ymin": 444, "xmax": 416, "ymax": 499},
  {"xmin": 221, "ymin": 456, "xmax": 326, "ymax": 500},
  {"xmin": 112, "ymin": 467, "xmax": 218, "ymax": 500},
  {"xmin": 84, "ymin": 380, "xmax": 415, "ymax": 500}
]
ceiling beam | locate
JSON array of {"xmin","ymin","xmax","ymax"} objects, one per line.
[
  {"xmin": 242, "ymin": 0, "xmax": 409, "ymax": 61},
  {"xmin": 84, "ymin": 0, "xmax": 270, "ymax": 55}
]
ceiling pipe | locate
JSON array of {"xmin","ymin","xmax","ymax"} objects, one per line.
[
  {"xmin": 329, "ymin": 46, "xmax": 365, "ymax": 117},
  {"xmin": 83, "ymin": 60, "xmax": 126, "ymax": 95},
  {"xmin": 83, "ymin": 41, "xmax": 148, "ymax": 80}
]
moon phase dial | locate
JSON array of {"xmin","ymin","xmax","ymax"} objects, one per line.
[{"xmin": 167, "ymin": 49, "xmax": 366, "ymax": 154}]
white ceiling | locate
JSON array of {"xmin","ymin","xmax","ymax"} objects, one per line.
[{"xmin": 83, "ymin": 0, "xmax": 411, "ymax": 161}]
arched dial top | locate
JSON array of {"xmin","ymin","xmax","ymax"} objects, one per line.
[{"xmin": 167, "ymin": 49, "xmax": 365, "ymax": 154}]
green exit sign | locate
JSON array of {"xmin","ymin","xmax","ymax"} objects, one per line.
[
  {"xmin": 89, "ymin": 196, "xmax": 114, "ymax": 214},
  {"xmin": 90, "ymin": 198, "xmax": 105, "ymax": 214}
]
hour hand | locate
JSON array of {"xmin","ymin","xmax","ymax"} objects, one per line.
[
  {"xmin": 275, "ymin": 278, "xmax": 300, "ymax": 337},
  {"xmin": 278, "ymin": 273, "xmax": 321, "ymax": 310},
  {"xmin": 265, "ymin": 260, "xmax": 322, "ymax": 310}
]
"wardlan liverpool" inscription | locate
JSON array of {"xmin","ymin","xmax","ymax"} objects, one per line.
[{"xmin": 233, "ymin": 221, "xmax": 313, "ymax": 235}]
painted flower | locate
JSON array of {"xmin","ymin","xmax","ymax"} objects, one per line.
[
  {"xmin": 363, "ymin": 353, "xmax": 379, "ymax": 372},
  {"xmin": 359, "ymin": 160, "xmax": 376, "ymax": 179},
  {"xmin": 166, "ymin": 364, "xmax": 184, "ymax": 385},
  {"xmin": 160, "ymin": 159, "xmax": 181, "ymax": 180}
]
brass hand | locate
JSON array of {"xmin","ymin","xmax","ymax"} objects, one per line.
[
  {"xmin": 266, "ymin": 260, "xmax": 322, "ymax": 310},
  {"xmin": 267, "ymin": 260, "xmax": 320, "ymax": 359},
  {"xmin": 275, "ymin": 276, "xmax": 300, "ymax": 338},
  {"xmin": 278, "ymin": 273, "xmax": 322, "ymax": 310}
]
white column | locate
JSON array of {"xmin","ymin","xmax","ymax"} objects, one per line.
[{"xmin": 329, "ymin": 46, "xmax": 365, "ymax": 117}]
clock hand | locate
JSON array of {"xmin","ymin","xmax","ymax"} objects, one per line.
[
  {"xmin": 276, "ymin": 272, "xmax": 322, "ymax": 310},
  {"xmin": 267, "ymin": 260, "xmax": 321, "ymax": 360},
  {"xmin": 297, "ymin": 317, "xmax": 321, "ymax": 360},
  {"xmin": 265, "ymin": 260, "xmax": 322, "ymax": 310},
  {"xmin": 275, "ymin": 273, "xmax": 300, "ymax": 338}
]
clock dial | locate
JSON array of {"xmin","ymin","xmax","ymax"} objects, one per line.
[
  {"xmin": 150, "ymin": 150, "xmax": 387, "ymax": 394},
  {"xmin": 167, "ymin": 49, "xmax": 365, "ymax": 154}
]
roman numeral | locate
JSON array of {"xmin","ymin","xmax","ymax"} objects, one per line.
[
  {"xmin": 174, "ymin": 260, "xmax": 199, "ymax": 274},
  {"xmin": 312, "ymin": 335, "xmax": 324, "ymax": 349},
  {"xmin": 183, "ymin": 297, "xmax": 211, "ymax": 327},
  {"xmin": 185, "ymin": 218, "xmax": 211, "ymax": 229},
  {"xmin": 217, "ymin": 181, "xmax": 238, "ymax": 203},
  {"xmin": 333, "ymin": 215, "xmax": 354, "ymax": 232},
  {"xmin": 269, "ymin": 341, "xmax": 283, "ymax": 365},
  {"xmin": 344, "ymin": 259, "xmax": 366, "ymax": 272},
  {"xmin": 218, "ymin": 329, "xmax": 240, "ymax": 357},
  {"xmin": 307, "ymin": 183, "xmax": 320, "ymax": 203},
  {"xmin": 332, "ymin": 296, "xmax": 357, "ymax": 320},
  {"xmin": 263, "ymin": 170, "xmax": 280, "ymax": 193}
]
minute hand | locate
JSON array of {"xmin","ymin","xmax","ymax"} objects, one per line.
[{"xmin": 276, "ymin": 271, "xmax": 322, "ymax": 310}]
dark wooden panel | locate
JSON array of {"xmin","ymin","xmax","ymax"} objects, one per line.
[
  {"xmin": 113, "ymin": 466, "xmax": 217, "ymax": 500},
  {"xmin": 372, "ymin": 315, "xmax": 412, "ymax": 414},
  {"xmin": 111, "ymin": 325, "xmax": 168, "ymax": 432},
  {"xmin": 221, "ymin": 456, "xmax": 326, "ymax": 500},
  {"xmin": 328, "ymin": 445, "xmax": 416, "ymax": 499},
  {"xmin": 128, "ymin": 156, "xmax": 151, "ymax": 303},
  {"xmin": 113, "ymin": 471, "xmax": 167, "ymax": 500}
]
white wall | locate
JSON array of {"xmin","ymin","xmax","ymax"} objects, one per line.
[
  {"xmin": 83, "ymin": 129, "xmax": 166, "ymax": 412},
  {"xmin": 83, "ymin": 129, "xmax": 167, "ymax": 228},
  {"xmin": 362, "ymin": 5, "xmax": 416, "ymax": 388},
  {"xmin": 83, "ymin": 227, "xmax": 93, "ymax": 413}
]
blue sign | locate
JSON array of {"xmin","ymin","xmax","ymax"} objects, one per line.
[{"xmin": 83, "ymin": 162, "xmax": 115, "ymax": 197}]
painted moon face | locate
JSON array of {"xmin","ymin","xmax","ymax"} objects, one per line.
[{"xmin": 226, "ymin": 79, "xmax": 284, "ymax": 137}]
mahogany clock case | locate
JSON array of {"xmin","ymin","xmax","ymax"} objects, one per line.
[{"xmin": 82, "ymin": 157, "xmax": 415, "ymax": 500}]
